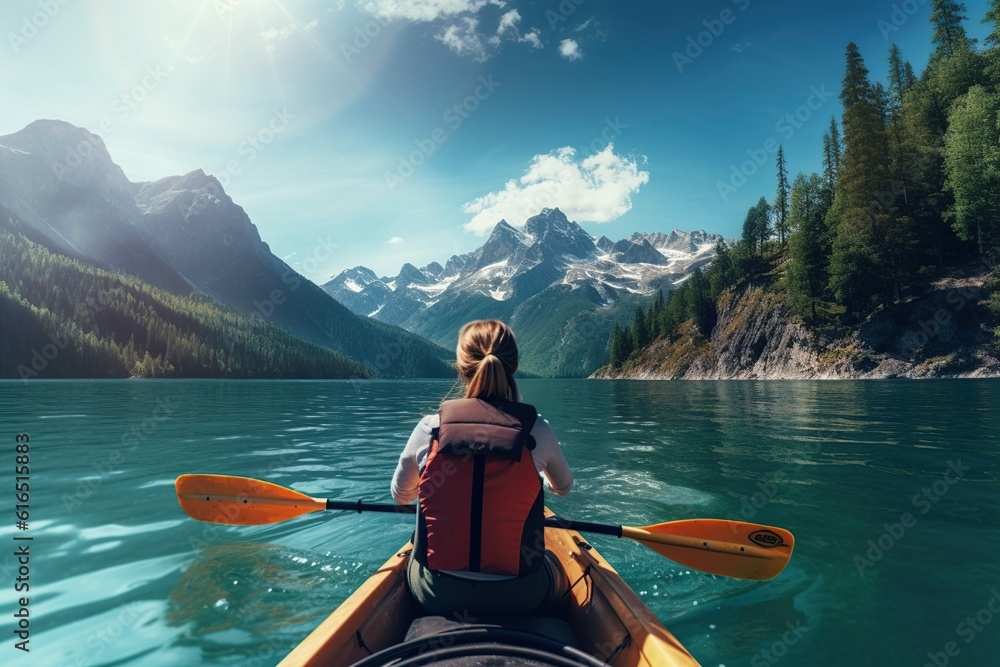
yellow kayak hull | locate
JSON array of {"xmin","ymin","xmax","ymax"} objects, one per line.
[{"xmin": 279, "ymin": 515, "xmax": 701, "ymax": 666}]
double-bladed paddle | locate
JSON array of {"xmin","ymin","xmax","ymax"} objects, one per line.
[{"xmin": 175, "ymin": 474, "xmax": 794, "ymax": 581}]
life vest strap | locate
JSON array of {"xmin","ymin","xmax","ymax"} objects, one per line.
[{"xmin": 469, "ymin": 453, "xmax": 487, "ymax": 572}]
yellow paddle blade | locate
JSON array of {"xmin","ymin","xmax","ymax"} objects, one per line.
[
  {"xmin": 622, "ymin": 519, "xmax": 795, "ymax": 581},
  {"xmin": 175, "ymin": 474, "xmax": 326, "ymax": 525}
]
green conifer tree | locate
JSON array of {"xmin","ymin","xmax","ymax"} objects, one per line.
[
  {"xmin": 788, "ymin": 173, "xmax": 830, "ymax": 319},
  {"xmin": 887, "ymin": 44, "xmax": 915, "ymax": 117},
  {"xmin": 822, "ymin": 117, "xmax": 842, "ymax": 194},
  {"xmin": 774, "ymin": 146, "xmax": 791, "ymax": 245},
  {"xmin": 931, "ymin": 0, "xmax": 973, "ymax": 59},
  {"xmin": 828, "ymin": 43, "xmax": 893, "ymax": 315},
  {"xmin": 944, "ymin": 85, "xmax": 1000, "ymax": 257},
  {"xmin": 984, "ymin": 0, "xmax": 1000, "ymax": 83}
]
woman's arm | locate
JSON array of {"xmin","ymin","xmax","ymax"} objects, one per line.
[
  {"xmin": 531, "ymin": 418, "xmax": 573, "ymax": 496},
  {"xmin": 390, "ymin": 416, "xmax": 435, "ymax": 504}
]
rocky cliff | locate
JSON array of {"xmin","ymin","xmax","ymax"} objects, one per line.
[{"xmin": 593, "ymin": 267, "xmax": 1000, "ymax": 380}]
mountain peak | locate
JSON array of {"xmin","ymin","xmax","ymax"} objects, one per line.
[
  {"xmin": 12, "ymin": 119, "xmax": 105, "ymax": 146},
  {"xmin": 524, "ymin": 208, "xmax": 571, "ymax": 235},
  {"xmin": 594, "ymin": 235, "xmax": 614, "ymax": 252},
  {"xmin": 396, "ymin": 262, "xmax": 430, "ymax": 288},
  {"xmin": 522, "ymin": 207, "xmax": 595, "ymax": 261},
  {"xmin": 137, "ymin": 169, "xmax": 229, "ymax": 204},
  {"xmin": 2, "ymin": 120, "xmax": 127, "ymax": 190},
  {"xmin": 422, "ymin": 261, "xmax": 445, "ymax": 277},
  {"xmin": 476, "ymin": 219, "xmax": 526, "ymax": 268},
  {"xmin": 350, "ymin": 265, "xmax": 378, "ymax": 280},
  {"xmin": 613, "ymin": 238, "xmax": 669, "ymax": 266},
  {"xmin": 488, "ymin": 219, "xmax": 522, "ymax": 240}
]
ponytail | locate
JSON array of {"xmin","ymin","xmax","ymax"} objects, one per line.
[{"xmin": 455, "ymin": 321, "xmax": 520, "ymax": 402}]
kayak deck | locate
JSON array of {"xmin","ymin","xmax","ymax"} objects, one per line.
[{"xmin": 278, "ymin": 517, "xmax": 701, "ymax": 666}]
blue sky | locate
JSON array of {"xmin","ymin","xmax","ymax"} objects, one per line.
[{"xmin": 1, "ymin": 0, "xmax": 994, "ymax": 279}]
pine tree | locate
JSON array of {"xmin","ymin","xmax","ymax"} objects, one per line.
[
  {"xmin": 788, "ymin": 173, "xmax": 830, "ymax": 319},
  {"xmin": 609, "ymin": 324, "xmax": 627, "ymax": 367},
  {"xmin": 822, "ymin": 117, "xmax": 843, "ymax": 193},
  {"xmin": 708, "ymin": 240, "xmax": 736, "ymax": 296},
  {"xmin": 753, "ymin": 197, "xmax": 773, "ymax": 252},
  {"xmin": 985, "ymin": 0, "xmax": 1000, "ymax": 83},
  {"xmin": 887, "ymin": 44, "xmax": 915, "ymax": 117},
  {"xmin": 618, "ymin": 323, "xmax": 633, "ymax": 364},
  {"xmin": 944, "ymin": 85, "xmax": 1000, "ymax": 257},
  {"xmin": 873, "ymin": 82, "xmax": 892, "ymax": 124},
  {"xmin": 631, "ymin": 306, "xmax": 650, "ymax": 350},
  {"xmin": 687, "ymin": 268, "xmax": 716, "ymax": 336},
  {"xmin": 842, "ymin": 42, "xmax": 874, "ymax": 108},
  {"xmin": 828, "ymin": 43, "xmax": 894, "ymax": 315},
  {"xmin": 662, "ymin": 294, "xmax": 684, "ymax": 341},
  {"xmin": 741, "ymin": 198, "xmax": 773, "ymax": 258},
  {"xmin": 988, "ymin": 0, "xmax": 1000, "ymax": 46},
  {"xmin": 931, "ymin": 0, "xmax": 973, "ymax": 60},
  {"xmin": 774, "ymin": 146, "xmax": 791, "ymax": 245},
  {"xmin": 742, "ymin": 205, "xmax": 759, "ymax": 254}
]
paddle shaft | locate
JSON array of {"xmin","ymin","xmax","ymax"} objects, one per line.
[
  {"xmin": 326, "ymin": 499, "xmax": 416, "ymax": 514},
  {"xmin": 323, "ymin": 501, "xmax": 765, "ymax": 557},
  {"xmin": 325, "ymin": 500, "xmax": 625, "ymax": 536}
]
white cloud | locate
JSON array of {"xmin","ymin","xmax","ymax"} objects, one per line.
[
  {"xmin": 496, "ymin": 9, "xmax": 520, "ymax": 35},
  {"xmin": 361, "ymin": 0, "xmax": 540, "ymax": 60},
  {"xmin": 462, "ymin": 145, "xmax": 649, "ymax": 235},
  {"xmin": 574, "ymin": 18, "xmax": 594, "ymax": 32},
  {"xmin": 387, "ymin": 236, "xmax": 404, "ymax": 244},
  {"xmin": 185, "ymin": 52, "xmax": 216, "ymax": 64},
  {"xmin": 359, "ymin": 0, "xmax": 504, "ymax": 22},
  {"xmin": 259, "ymin": 19, "xmax": 318, "ymax": 52},
  {"xmin": 260, "ymin": 25, "xmax": 296, "ymax": 52},
  {"xmin": 522, "ymin": 30, "xmax": 542, "ymax": 49},
  {"xmin": 436, "ymin": 17, "xmax": 488, "ymax": 61},
  {"xmin": 559, "ymin": 38, "xmax": 583, "ymax": 61},
  {"xmin": 492, "ymin": 10, "xmax": 542, "ymax": 49}
]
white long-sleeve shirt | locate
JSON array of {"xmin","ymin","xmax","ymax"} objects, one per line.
[{"xmin": 391, "ymin": 412, "xmax": 574, "ymax": 505}]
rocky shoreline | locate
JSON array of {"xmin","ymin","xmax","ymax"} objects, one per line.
[{"xmin": 591, "ymin": 270, "xmax": 1000, "ymax": 380}]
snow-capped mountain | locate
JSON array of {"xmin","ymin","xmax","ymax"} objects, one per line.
[
  {"xmin": 323, "ymin": 208, "xmax": 724, "ymax": 376},
  {"xmin": 326, "ymin": 208, "xmax": 721, "ymax": 322}
]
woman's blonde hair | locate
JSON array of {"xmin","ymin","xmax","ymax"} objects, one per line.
[{"xmin": 455, "ymin": 320, "xmax": 520, "ymax": 402}]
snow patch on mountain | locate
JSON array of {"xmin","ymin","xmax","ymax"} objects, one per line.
[{"xmin": 0, "ymin": 144, "xmax": 31, "ymax": 155}]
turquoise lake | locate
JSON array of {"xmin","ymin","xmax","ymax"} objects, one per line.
[{"xmin": 1, "ymin": 379, "xmax": 998, "ymax": 666}]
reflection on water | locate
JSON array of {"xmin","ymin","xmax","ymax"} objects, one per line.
[{"xmin": 0, "ymin": 379, "xmax": 997, "ymax": 667}]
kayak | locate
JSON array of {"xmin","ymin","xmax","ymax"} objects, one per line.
[
  {"xmin": 177, "ymin": 474, "xmax": 791, "ymax": 665},
  {"xmin": 277, "ymin": 512, "xmax": 701, "ymax": 667}
]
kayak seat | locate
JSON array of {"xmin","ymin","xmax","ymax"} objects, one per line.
[
  {"xmin": 350, "ymin": 617, "xmax": 610, "ymax": 666},
  {"xmin": 405, "ymin": 614, "xmax": 581, "ymax": 649}
]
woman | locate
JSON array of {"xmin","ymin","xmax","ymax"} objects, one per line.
[{"xmin": 391, "ymin": 320, "xmax": 573, "ymax": 615}]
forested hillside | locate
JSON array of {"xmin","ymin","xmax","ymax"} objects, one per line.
[
  {"xmin": 605, "ymin": 0, "xmax": 1000, "ymax": 375},
  {"xmin": 0, "ymin": 216, "xmax": 369, "ymax": 379}
]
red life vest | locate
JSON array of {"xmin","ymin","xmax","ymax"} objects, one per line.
[{"xmin": 414, "ymin": 398, "xmax": 544, "ymax": 576}]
